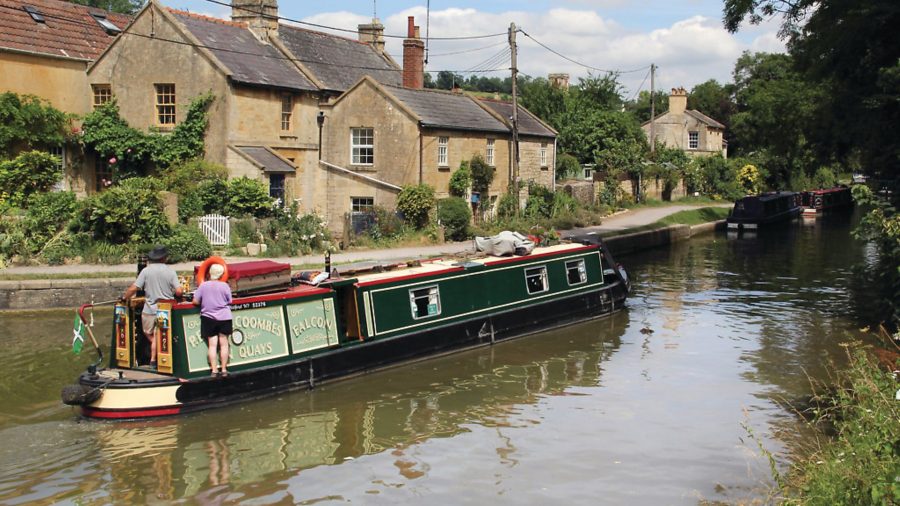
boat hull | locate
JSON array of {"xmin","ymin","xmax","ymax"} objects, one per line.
[{"xmin": 77, "ymin": 281, "xmax": 627, "ymax": 419}]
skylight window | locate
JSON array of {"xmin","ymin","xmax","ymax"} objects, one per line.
[
  {"xmin": 90, "ymin": 12, "xmax": 121, "ymax": 34},
  {"xmin": 24, "ymin": 5, "xmax": 45, "ymax": 23}
]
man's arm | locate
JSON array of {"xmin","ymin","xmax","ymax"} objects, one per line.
[{"xmin": 122, "ymin": 283, "xmax": 139, "ymax": 301}]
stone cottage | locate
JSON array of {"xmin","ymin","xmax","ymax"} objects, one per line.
[{"xmin": 642, "ymin": 87, "xmax": 727, "ymax": 158}]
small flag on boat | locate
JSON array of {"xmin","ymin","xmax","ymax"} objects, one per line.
[{"xmin": 72, "ymin": 314, "xmax": 85, "ymax": 355}]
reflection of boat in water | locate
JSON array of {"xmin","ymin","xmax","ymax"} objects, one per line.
[
  {"xmin": 79, "ymin": 316, "xmax": 626, "ymax": 501},
  {"xmin": 727, "ymin": 192, "xmax": 801, "ymax": 231},
  {"xmin": 63, "ymin": 236, "xmax": 628, "ymax": 419},
  {"xmin": 800, "ymin": 186, "xmax": 852, "ymax": 217}
]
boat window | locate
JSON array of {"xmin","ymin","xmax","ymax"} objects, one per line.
[
  {"xmin": 409, "ymin": 285, "xmax": 441, "ymax": 319},
  {"xmin": 565, "ymin": 259, "xmax": 587, "ymax": 285},
  {"xmin": 524, "ymin": 266, "xmax": 549, "ymax": 294}
]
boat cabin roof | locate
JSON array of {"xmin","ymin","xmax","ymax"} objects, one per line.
[{"xmin": 353, "ymin": 243, "xmax": 594, "ymax": 285}]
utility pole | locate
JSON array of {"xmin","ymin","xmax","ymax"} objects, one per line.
[
  {"xmin": 509, "ymin": 23, "xmax": 520, "ymax": 203},
  {"xmin": 649, "ymin": 63, "xmax": 656, "ymax": 155}
]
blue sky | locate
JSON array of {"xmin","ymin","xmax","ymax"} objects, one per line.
[{"xmin": 161, "ymin": 0, "xmax": 785, "ymax": 96}]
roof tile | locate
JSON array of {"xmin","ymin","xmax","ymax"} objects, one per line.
[{"xmin": 385, "ymin": 86, "xmax": 509, "ymax": 133}]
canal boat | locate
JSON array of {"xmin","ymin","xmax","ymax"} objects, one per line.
[
  {"xmin": 800, "ymin": 186, "xmax": 852, "ymax": 216},
  {"xmin": 62, "ymin": 236, "xmax": 629, "ymax": 419},
  {"xmin": 726, "ymin": 191, "xmax": 801, "ymax": 230}
]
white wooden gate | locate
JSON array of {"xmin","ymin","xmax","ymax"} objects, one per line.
[{"xmin": 198, "ymin": 214, "xmax": 230, "ymax": 246}]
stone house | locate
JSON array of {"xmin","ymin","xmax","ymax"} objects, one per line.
[
  {"xmin": 642, "ymin": 87, "xmax": 727, "ymax": 158},
  {"xmin": 84, "ymin": 0, "xmax": 556, "ymax": 237},
  {"xmin": 0, "ymin": 0, "xmax": 130, "ymax": 192}
]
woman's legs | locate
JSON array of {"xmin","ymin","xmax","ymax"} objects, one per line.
[
  {"xmin": 218, "ymin": 333, "xmax": 229, "ymax": 374},
  {"xmin": 207, "ymin": 335, "xmax": 218, "ymax": 375}
]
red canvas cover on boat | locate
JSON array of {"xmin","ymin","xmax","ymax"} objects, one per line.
[
  {"xmin": 225, "ymin": 260, "xmax": 291, "ymax": 280},
  {"xmin": 194, "ymin": 260, "xmax": 290, "ymax": 280}
]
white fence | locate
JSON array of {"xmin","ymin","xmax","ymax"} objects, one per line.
[{"xmin": 198, "ymin": 214, "xmax": 230, "ymax": 246}]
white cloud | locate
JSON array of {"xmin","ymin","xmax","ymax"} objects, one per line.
[{"xmin": 303, "ymin": 6, "xmax": 785, "ymax": 96}]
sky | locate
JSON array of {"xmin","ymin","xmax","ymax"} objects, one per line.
[{"xmin": 161, "ymin": 0, "xmax": 786, "ymax": 98}]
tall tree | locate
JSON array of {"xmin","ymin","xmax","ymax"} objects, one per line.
[
  {"xmin": 520, "ymin": 78, "xmax": 567, "ymax": 131},
  {"xmin": 71, "ymin": 0, "xmax": 144, "ymax": 15},
  {"xmin": 723, "ymin": 0, "xmax": 900, "ymax": 181},
  {"xmin": 624, "ymin": 89, "xmax": 669, "ymax": 124}
]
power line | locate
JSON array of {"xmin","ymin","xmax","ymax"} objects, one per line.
[
  {"xmin": 518, "ymin": 30, "xmax": 649, "ymax": 75},
  {"xmin": 464, "ymin": 47, "xmax": 510, "ymax": 73},
  {"xmin": 627, "ymin": 68, "xmax": 651, "ymax": 102},
  {"xmin": 204, "ymin": 0, "xmax": 509, "ymax": 40},
  {"xmin": 0, "ymin": 5, "xmax": 507, "ymax": 75}
]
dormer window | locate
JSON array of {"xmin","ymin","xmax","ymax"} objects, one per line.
[
  {"xmin": 90, "ymin": 12, "xmax": 121, "ymax": 35},
  {"xmin": 24, "ymin": 6, "xmax": 45, "ymax": 23}
]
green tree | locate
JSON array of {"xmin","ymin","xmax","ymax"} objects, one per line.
[
  {"xmin": 624, "ymin": 89, "xmax": 669, "ymax": 124},
  {"xmin": 397, "ymin": 183, "xmax": 435, "ymax": 229},
  {"xmin": 555, "ymin": 153, "xmax": 582, "ymax": 181},
  {"xmin": 559, "ymin": 109, "xmax": 646, "ymax": 165},
  {"xmin": 520, "ymin": 78, "xmax": 567, "ymax": 130},
  {"xmin": 448, "ymin": 161, "xmax": 472, "ymax": 197},
  {"xmin": 70, "ymin": 0, "xmax": 144, "ymax": 15},
  {"xmin": 469, "ymin": 154, "xmax": 495, "ymax": 196},
  {"xmin": 0, "ymin": 151, "xmax": 63, "ymax": 207},
  {"xmin": 688, "ymin": 80, "xmax": 735, "ymax": 144},
  {"xmin": 571, "ymin": 72, "xmax": 623, "ymax": 112}
]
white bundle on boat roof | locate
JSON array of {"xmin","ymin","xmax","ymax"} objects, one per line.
[{"xmin": 473, "ymin": 231, "xmax": 535, "ymax": 257}]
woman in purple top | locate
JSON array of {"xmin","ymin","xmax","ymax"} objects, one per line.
[{"xmin": 192, "ymin": 263, "xmax": 233, "ymax": 376}]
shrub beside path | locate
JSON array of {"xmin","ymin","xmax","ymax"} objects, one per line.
[{"xmin": 0, "ymin": 204, "xmax": 730, "ymax": 277}]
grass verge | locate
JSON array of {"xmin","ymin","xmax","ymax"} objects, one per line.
[{"xmin": 597, "ymin": 206, "xmax": 730, "ymax": 238}]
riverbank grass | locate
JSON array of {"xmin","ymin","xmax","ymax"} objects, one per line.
[
  {"xmin": 599, "ymin": 206, "xmax": 731, "ymax": 238},
  {"xmin": 780, "ymin": 343, "xmax": 899, "ymax": 504}
]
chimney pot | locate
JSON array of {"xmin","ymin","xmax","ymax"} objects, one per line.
[
  {"xmin": 403, "ymin": 16, "xmax": 425, "ymax": 89},
  {"xmin": 407, "ymin": 16, "xmax": 415, "ymax": 37}
]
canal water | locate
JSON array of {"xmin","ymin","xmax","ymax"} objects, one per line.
[{"xmin": 0, "ymin": 214, "xmax": 876, "ymax": 505}]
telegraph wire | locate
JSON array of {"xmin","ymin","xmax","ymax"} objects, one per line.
[
  {"xmin": 203, "ymin": 0, "xmax": 509, "ymax": 40},
  {"xmin": 518, "ymin": 29, "xmax": 649, "ymax": 74},
  {"xmin": 0, "ymin": 5, "xmax": 506, "ymax": 75},
  {"xmin": 626, "ymin": 67, "xmax": 651, "ymax": 103}
]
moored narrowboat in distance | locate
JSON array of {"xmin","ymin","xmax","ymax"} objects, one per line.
[
  {"xmin": 62, "ymin": 236, "xmax": 628, "ymax": 419},
  {"xmin": 800, "ymin": 185, "xmax": 852, "ymax": 216},
  {"xmin": 727, "ymin": 191, "xmax": 801, "ymax": 231}
]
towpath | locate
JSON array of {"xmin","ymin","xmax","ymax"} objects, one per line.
[{"xmin": 0, "ymin": 203, "xmax": 728, "ymax": 276}]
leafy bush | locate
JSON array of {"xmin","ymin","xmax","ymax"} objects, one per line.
[
  {"xmin": 229, "ymin": 218, "xmax": 258, "ymax": 248},
  {"xmin": 524, "ymin": 184, "xmax": 554, "ymax": 219},
  {"xmin": 812, "ymin": 166, "xmax": 838, "ymax": 189},
  {"xmin": 159, "ymin": 224, "xmax": 212, "ymax": 262},
  {"xmin": 179, "ymin": 178, "xmax": 228, "ymax": 222},
  {"xmin": 690, "ymin": 154, "xmax": 742, "ymax": 199},
  {"xmin": 0, "ymin": 151, "xmax": 63, "ymax": 207},
  {"xmin": 71, "ymin": 181, "xmax": 170, "ymax": 244},
  {"xmin": 225, "ymin": 177, "xmax": 273, "ymax": 218},
  {"xmin": 449, "ymin": 161, "xmax": 472, "ymax": 197},
  {"xmin": 397, "ymin": 183, "xmax": 435, "ymax": 229},
  {"xmin": 369, "ymin": 206, "xmax": 405, "ymax": 240},
  {"xmin": 0, "ymin": 93, "xmax": 70, "ymax": 156},
  {"xmin": 555, "ymin": 153, "xmax": 582, "ymax": 180},
  {"xmin": 738, "ymin": 164, "xmax": 764, "ymax": 195},
  {"xmin": 469, "ymin": 154, "xmax": 495, "ymax": 195},
  {"xmin": 437, "ymin": 197, "xmax": 471, "ymax": 240},
  {"xmin": 22, "ymin": 191, "xmax": 77, "ymax": 252},
  {"xmin": 262, "ymin": 205, "xmax": 330, "ymax": 256},
  {"xmin": 160, "ymin": 158, "xmax": 227, "ymax": 191},
  {"xmin": 496, "ymin": 188, "xmax": 520, "ymax": 219}
]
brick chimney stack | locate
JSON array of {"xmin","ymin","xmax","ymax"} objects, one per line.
[
  {"xmin": 358, "ymin": 18, "xmax": 386, "ymax": 54},
  {"xmin": 402, "ymin": 16, "xmax": 425, "ymax": 89},
  {"xmin": 669, "ymin": 86, "xmax": 688, "ymax": 115},
  {"xmin": 231, "ymin": 0, "xmax": 279, "ymax": 42}
]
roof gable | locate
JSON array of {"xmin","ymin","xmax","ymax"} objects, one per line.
[
  {"xmin": 643, "ymin": 109, "xmax": 726, "ymax": 130},
  {"xmin": 0, "ymin": 0, "xmax": 131, "ymax": 60},
  {"xmin": 169, "ymin": 9, "xmax": 316, "ymax": 92},
  {"xmin": 477, "ymin": 99, "xmax": 557, "ymax": 138},
  {"xmin": 276, "ymin": 24, "xmax": 401, "ymax": 92},
  {"xmin": 384, "ymin": 86, "xmax": 509, "ymax": 133}
]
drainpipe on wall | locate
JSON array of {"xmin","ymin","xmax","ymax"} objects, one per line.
[
  {"xmin": 418, "ymin": 131, "xmax": 423, "ymax": 184},
  {"xmin": 552, "ymin": 137, "xmax": 557, "ymax": 192}
]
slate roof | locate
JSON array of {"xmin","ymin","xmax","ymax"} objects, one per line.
[
  {"xmin": 384, "ymin": 86, "xmax": 509, "ymax": 133},
  {"xmin": 478, "ymin": 99, "xmax": 556, "ymax": 138},
  {"xmin": 234, "ymin": 146, "xmax": 296, "ymax": 173},
  {"xmin": 0, "ymin": 0, "xmax": 130, "ymax": 60},
  {"xmin": 169, "ymin": 10, "xmax": 316, "ymax": 92},
  {"xmin": 277, "ymin": 24, "xmax": 401, "ymax": 92},
  {"xmin": 685, "ymin": 109, "xmax": 725, "ymax": 129}
]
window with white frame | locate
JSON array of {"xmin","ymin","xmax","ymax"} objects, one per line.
[
  {"xmin": 351, "ymin": 128, "xmax": 374, "ymax": 165},
  {"xmin": 281, "ymin": 94, "xmax": 292, "ymax": 131},
  {"xmin": 565, "ymin": 259, "xmax": 587, "ymax": 285},
  {"xmin": 540, "ymin": 143, "xmax": 548, "ymax": 167},
  {"xmin": 154, "ymin": 83, "xmax": 176, "ymax": 126},
  {"xmin": 688, "ymin": 131, "xmax": 699, "ymax": 150},
  {"xmin": 409, "ymin": 285, "xmax": 441, "ymax": 319},
  {"xmin": 524, "ymin": 266, "xmax": 549, "ymax": 294},
  {"xmin": 351, "ymin": 196, "xmax": 374, "ymax": 214},
  {"xmin": 48, "ymin": 145, "xmax": 65, "ymax": 190},
  {"xmin": 486, "ymin": 138, "xmax": 495, "ymax": 166},
  {"xmin": 438, "ymin": 136, "xmax": 449, "ymax": 167}
]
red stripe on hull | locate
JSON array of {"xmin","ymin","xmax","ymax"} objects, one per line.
[{"xmin": 81, "ymin": 406, "xmax": 182, "ymax": 419}]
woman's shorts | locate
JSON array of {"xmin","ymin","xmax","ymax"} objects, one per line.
[{"xmin": 201, "ymin": 316, "xmax": 233, "ymax": 339}]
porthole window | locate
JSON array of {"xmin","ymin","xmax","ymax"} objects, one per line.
[
  {"xmin": 524, "ymin": 266, "xmax": 549, "ymax": 294},
  {"xmin": 410, "ymin": 285, "xmax": 441, "ymax": 319},
  {"xmin": 565, "ymin": 259, "xmax": 587, "ymax": 285}
]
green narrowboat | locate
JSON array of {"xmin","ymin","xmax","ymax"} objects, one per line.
[{"xmin": 62, "ymin": 237, "xmax": 629, "ymax": 419}]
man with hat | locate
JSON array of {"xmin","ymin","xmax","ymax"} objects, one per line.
[{"xmin": 122, "ymin": 245, "xmax": 183, "ymax": 369}]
